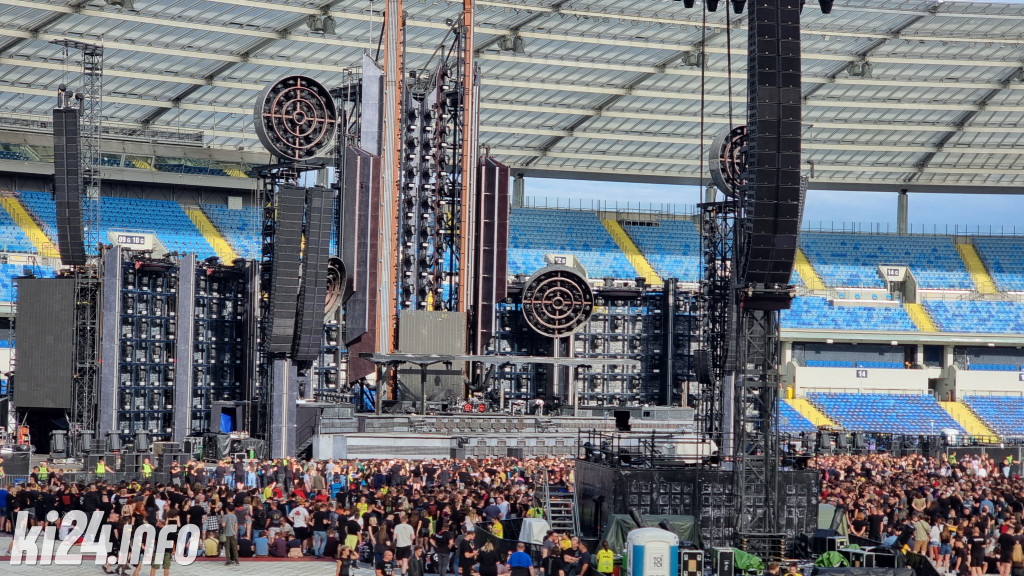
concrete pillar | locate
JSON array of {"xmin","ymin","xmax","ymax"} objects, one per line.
[
  {"xmin": 943, "ymin": 345, "xmax": 955, "ymax": 369},
  {"xmin": 916, "ymin": 345, "xmax": 924, "ymax": 367},
  {"xmin": 512, "ymin": 174, "xmax": 525, "ymax": 208},
  {"xmin": 897, "ymin": 189, "xmax": 909, "ymax": 234}
]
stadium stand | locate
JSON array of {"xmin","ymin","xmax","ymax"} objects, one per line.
[
  {"xmin": 778, "ymin": 400, "xmax": 817, "ymax": 434},
  {"xmin": 800, "ymin": 232, "xmax": 972, "ymax": 289},
  {"xmin": 782, "ymin": 296, "xmax": 917, "ymax": 331},
  {"xmin": 923, "ymin": 300, "xmax": 1024, "ymax": 334},
  {"xmin": 200, "ymin": 204, "xmax": 260, "ymax": 260},
  {"xmin": 0, "ymin": 263, "xmax": 57, "ymax": 301},
  {"xmin": 0, "ymin": 149, "xmax": 29, "ymax": 161},
  {"xmin": 19, "ymin": 191, "xmax": 216, "ymax": 258},
  {"xmin": 807, "ymin": 392, "xmax": 966, "ymax": 435},
  {"xmin": 973, "ymin": 237, "xmax": 1024, "ymax": 292},
  {"xmin": 620, "ymin": 219, "xmax": 701, "ymax": 282},
  {"xmin": 508, "ymin": 208, "xmax": 634, "ymax": 278},
  {"xmin": 962, "ymin": 396, "xmax": 1024, "ymax": 439},
  {"xmin": 0, "ymin": 206, "xmax": 37, "ymax": 253}
]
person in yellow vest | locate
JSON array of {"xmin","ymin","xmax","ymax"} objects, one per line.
[
  {"xmin": 95, "ymin": 457, "xmax": 107, "ymax": 479},
  {"xmin": 490, "ymin": 516, "xmax": 503, "ymax": 539},
  {"xmin": 142, "ymin": 457, "xmax": 154, "ymax": 480},
  {"xmin": 38, "ymin": 461, "xmax": 49, "ymax": 485},
  {"xmin": 596, "ymin": 541, "xmax": 614, "ymax": 576},
  {"xmin": 526, "ymin": 504, "xmax": 545, "ymax": 518}
]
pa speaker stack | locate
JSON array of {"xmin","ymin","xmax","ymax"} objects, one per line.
[
  {"xmin": 292, "ymin": 186, "xmax": 333, "ymax": 363},
  {"xmin": 53, "ymin": 107, "xmax": 87, "ymax": 266},
  {"xmin": 267, "ymin": 184, "xmax": 306, "ymax": 355},
  {"xmin": 744, "ymin": 0, "xmax": 802, "ymax": 286}
]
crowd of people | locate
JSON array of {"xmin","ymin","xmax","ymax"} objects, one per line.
[
  {"xmin": 812, "ymin": 452, "xmax": 1024, "ymax": 576},
  {"xmin": 0, "ymin": 456, "xmax": 597, "ymax": 576}
]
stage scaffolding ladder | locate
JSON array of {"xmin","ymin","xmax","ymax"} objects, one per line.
[{"xmin": 541, "ymin": 468, "xmax": 579, "ymax": 535}]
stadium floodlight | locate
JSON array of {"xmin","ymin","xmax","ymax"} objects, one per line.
[
  {"xmin": 105, "ymin": 0, "xmax": 134, "ymax": 9},
  {"xmin": 731, "ymin": 0, "xmax": 746, "ymax": 13},
  {"xmin": 707, "ymin": 0, "xmax": 720, "ymax": 11},
  {"xmin": 681, "ymin": 0, "xmax": 696, "ymax": 7},
  {"xmin": 819, "ymin": 0, "xmax": 833, "ymax": 13}
]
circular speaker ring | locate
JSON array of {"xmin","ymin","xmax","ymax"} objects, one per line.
[
  {"xmin": 254, "ymin": 75, "xmax": 338, "ymax": 161},
  {"xmin": 709, "ymin": 125, "xmax": 748, "ymax": 198},
  {"xmin": 521, "ymin": 265, "xmax": 594, "ymax": 337}
]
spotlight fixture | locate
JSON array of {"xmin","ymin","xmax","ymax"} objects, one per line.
[
  {"xmin": 322, "ymin": 15, "xmax": 336, "ymax": 35},
  {"xmin": 731, "ymin": 0, "xmax": 745, "ymax": 13},
  {"xmin": 819, "ymin": 0, "xmax": 833, "ymax": 14},
  {"xmin": 499, "ymin": 32, "xmax": 525, "ymax": 54},
  {"xmin": 307, "ymin": 13, "xmax": 336, "ymax": 34},
  {"xmin": 105, "ymin": 0, "xmax": 134, "ymax": 9},
  {"xmin": 681, "ymin": 0, "xmax": 696, "ymax": 7},
  {"xmin": 707, "ymin": 0, "xmax": 720, "ymax": 11}
]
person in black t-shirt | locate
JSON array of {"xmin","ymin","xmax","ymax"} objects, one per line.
[
  {"xmin": 459, "ymin": 531, "xmax": 478, "ymax": 576},
  {"xmin": 432, "ymin": 523, "xmax": 454, "ymax": 576},
  {"xmin": 376, "ymin": 549, "xmax": 397, "ymax": 576}
]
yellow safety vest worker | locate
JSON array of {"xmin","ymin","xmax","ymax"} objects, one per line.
[
  {"xmin": 96, "ymin": 461, "xmax": 106, "ymax": 475},
  {"xmin": 597, "ymin": 549, "xmax": 615, "ymax": 574},
  {"xmin": 142, "ymin": 462, "xmax": 153, "ymax": 477},
  {"xmin": 38, "ymin": 465, "xmax": 49, "ymax": 481},
  {"xmin": 491, "ymin": 520, "xmax": 503, "ymax": 539}
]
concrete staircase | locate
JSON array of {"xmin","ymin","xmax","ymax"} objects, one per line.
[
  {"xmin": 904, "ymin": 302, "xmax": 938, "ymax": 332},
  {"xmin": 794, "ymin": 248, "xmax": 826, "ymax": 290},
  {"xmin": 787, "ymin": 398, "xmax": 837, "ymax": 428},
  {"xmin": 185, "ymin": 207, "xmax": 238, "ymax": 262},
  {"xmin": 956, "ymin": 243, "xmax": 998, "ymax": 294},
  {"xmin": 941, "ymin": 401, "xmax": 999, "ymax": 442},
  {"xmin": 601, "ymin": 219, "xmax": 662, "ymax": 284},
  {"xmin": 0, "ymin": 196, "xmax": 59, "ymax": 257}
]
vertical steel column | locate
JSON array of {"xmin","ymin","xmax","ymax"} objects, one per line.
[{"xmin": 379, "ymin": 0, "xmax": 403, "ymax": 355}]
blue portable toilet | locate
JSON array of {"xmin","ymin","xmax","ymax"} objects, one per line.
[{"xmin": 624, "ymin": 527, "xmax": 679, "ymax": 576}]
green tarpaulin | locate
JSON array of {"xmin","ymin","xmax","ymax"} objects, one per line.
[{"xmin": 601, "ymin": 514, "xmax": 699, "ymax": 552}]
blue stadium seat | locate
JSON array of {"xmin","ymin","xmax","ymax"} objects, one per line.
[
  {"xmin": 201, "ymin": 204, "xmax": 260, "ymax": 260},
  {"xmin": 20, "ymin": 191, "xmax": 216, "ymax": 258},
  {"xmin": 508, "ymin": 208, "xmax": 634, "ymax": 278},
  {"xmin": 800, "ymin": 232, "xmax": 971, "ymax": 289},
  {"xmin": 963, "ymin": 396, "xmax": 1024, "ymax": 438},
  {"xmin": 0, "ymin": 205, "xmax": 36, "ymax": 253},
  {"xmin": 974, "ymin": 238, "xmax": 1024, "ymax": 292},
  {"xmin": 923, "ymin": 300, "xmax": 1024, "ymax": 334},
  {"xmin": 782, "ymin": 297, "xmax": 916, "ymax": 331},
  {"xmin": 968, "ymin": 363, "xmax": 1019, "ymax": 372},
  {"xmin": 621, "ymin": 220, "xmax": 701, "ymax": 281},
  {"xmin": 808, "ymin": 393, "xmax": 966, "ymax": 435},
  {"xmin": 779, "ymin": 400, "xmax": 817, "ymax": 434},
  {"xmin": 0, "ymin": 263, "xmax": 58, "ymax": 302}
]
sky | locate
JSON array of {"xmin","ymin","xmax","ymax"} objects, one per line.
[{"xmin": 522, "ymin": 0, "xmax": 1024, "ymax": 235}]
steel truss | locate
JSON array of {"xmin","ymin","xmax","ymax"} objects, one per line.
[
  {"xmin": 396, "ymin": 16, "xmax": 471, "ymax": 312},
  {"xmin": 52, "ymin": 38, "xmax": 104, "ymax": 437},
  {"xmin": 697, "ymin": 201, "xmax": 735, "ymax": 444}
]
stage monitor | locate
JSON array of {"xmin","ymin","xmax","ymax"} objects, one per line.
[{"xmin": 14, "ymin": 278, "xmax": 75, "ymax": 409}]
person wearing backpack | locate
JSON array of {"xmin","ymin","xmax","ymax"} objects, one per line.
[{"xmin": 1011, "ymin": 525, "xmax": 1024, "ymax": 576}]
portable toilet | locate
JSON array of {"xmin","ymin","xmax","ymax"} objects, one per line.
[{"xmin": 624, "ymin": 527, "xmax": 679, "ymax": 576}]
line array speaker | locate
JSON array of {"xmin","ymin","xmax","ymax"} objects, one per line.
[
  {"xmin": 472, "ymin": 157, "xmax": 510, "ymax": 353},
  {"xmin": 293, "ymin": 186, "xmax": 333, "ymax": 363},
  {"xmin": 53, "ymin": 107, "xmax": 86, "ymax": 266},
  {"xmin": 744, "ymin": 0, "xmax": 802, "ymax": 286},
  {"xmin": 267, "ymin": 184, "xmax": 306, "ymax": 355},
  {"xmin": 343, "ymin": 147, "xmax": 382, "ymax": 382}
]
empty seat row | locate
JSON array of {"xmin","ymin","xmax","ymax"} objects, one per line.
[{"xmin": 808, "ymin": 393, "xmax": 965, "ymax": 435}]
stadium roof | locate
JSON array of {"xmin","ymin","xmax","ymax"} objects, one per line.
[{"xmin": 1, "ymin": 0, "xmax": 1024, "ymax": 193}]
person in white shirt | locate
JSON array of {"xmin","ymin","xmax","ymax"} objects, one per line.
[
  {"xmin": 289, "ymin": 501, "xmax": 311, "ymax": 552},
  {"xmin": 393, "ymin": 514, "xmax": 416, "ymax": 573}
]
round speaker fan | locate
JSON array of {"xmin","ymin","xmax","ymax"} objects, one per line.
[
  {"xmin": 254, "ymin": 75, "xmax": 338, "ymax": 161},
  {"xmin": 521, "ymin": 265, "xmax": 594, "ymax": 337}
]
